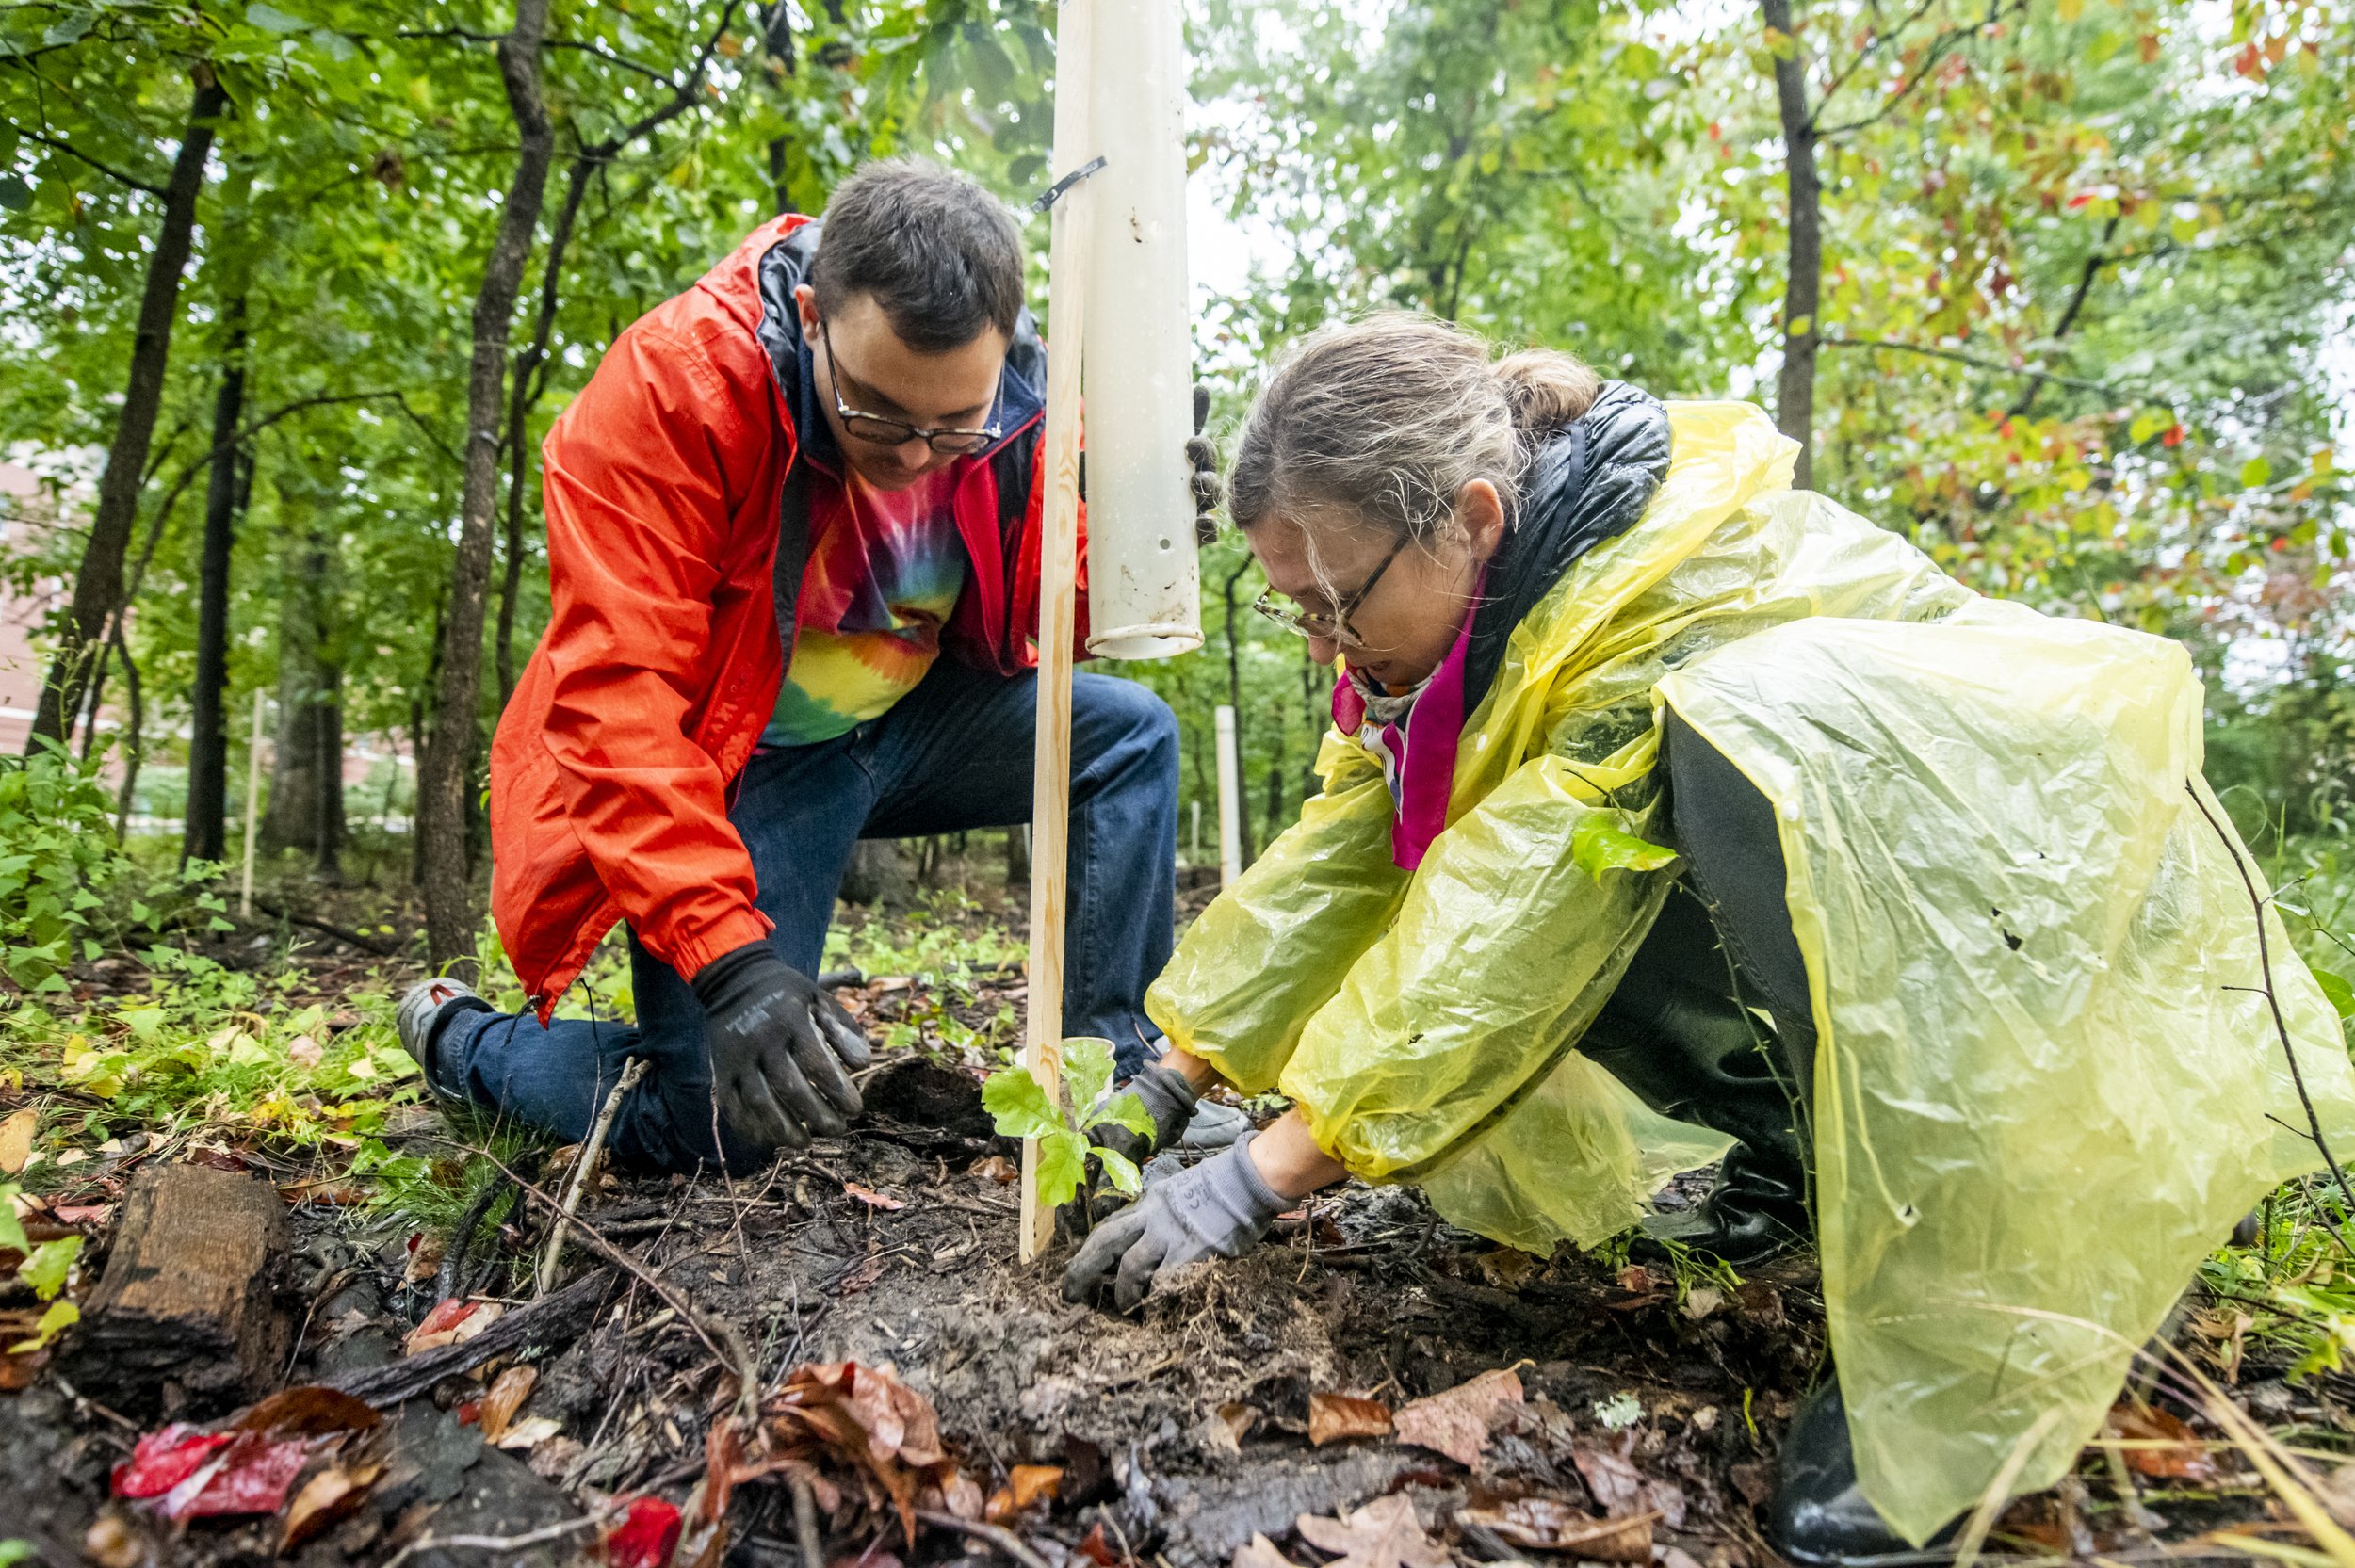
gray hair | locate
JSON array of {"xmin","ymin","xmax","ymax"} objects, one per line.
[{"xmin": 1229, "ymin": 314, "xmax": 1600, "ymax": 558}]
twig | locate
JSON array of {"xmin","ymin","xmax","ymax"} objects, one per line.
[
  {"xmin": 379, "ymin": 1516, "xmax": 599, "ymax": 1568},
  {"xmin": 2187, "ymin": 782, "xmax": 2355, "ymax": 1257},
  {"xmin": 792, "ymin": 1473, "xmax": 827, "ymax": 1568},
  {"xmin": 915, "ymin": 1511, "xmax": 1059, "ymax": 1568},
  {"xmin": 539, "ymin": 1056, "xmax": 649, "ymax": 1296},
  {"xmin": 419, "ymin": 1132, "xmax": 749, "ymax": 1381},
  {"xmin": 252, "ymin": 895, "xmax": 396, "ymax": 957},
  {"xmin": 325, "ymin": 1268, "xmax": 616, "ymax": 1406}
]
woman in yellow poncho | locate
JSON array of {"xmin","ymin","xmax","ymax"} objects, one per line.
[{"xmin": 1061, "ymin": 314, "xmax": 2355, "ymax": 1561}]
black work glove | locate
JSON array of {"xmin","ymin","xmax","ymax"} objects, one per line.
[
  {"xmin": 1062, "ymin": 1132, "xmax": 1289, "ymax": 1311},
  {"xmin": 1187, "ymin": 383, "xmax": 1223, "ymax": 546},
  {"xmin": 690, "ymin": 942, "xmax": 872, "ymax": 1151}
]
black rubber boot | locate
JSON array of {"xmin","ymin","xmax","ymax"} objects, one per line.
[
  {"xmin": 1578, "ymin": 884, "xmax": 1813, "ymax": 1266},
  {"xmin": 1774, "ymin": 1377, "xmax": 1958, "ymax": 1566}
]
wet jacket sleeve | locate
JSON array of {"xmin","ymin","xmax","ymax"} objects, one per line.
[
  {"xmin": 1277, "ymin": 748, "xmax": 1675, "ymax": 1182},
  {"xmin": 1145, "ymin": 735, "xmax": 1412, "ymax": 1091},
  {"xmin": 536, "ymin": 318, "xmax": 774, "ymax": 982}
]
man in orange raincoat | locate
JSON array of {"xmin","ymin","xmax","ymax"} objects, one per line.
[{"xmin": 398, "ymin": 162, "xmax": 1205, "ymax": 1171}]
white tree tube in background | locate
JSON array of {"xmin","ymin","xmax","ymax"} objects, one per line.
[
  {"xmin": 1214, "ymin": 704, "xmax": 1242, "ymax": 885},
  {"xmin": 1079, "ymin": 0, "xmax": 1201, "ymax": 659}
]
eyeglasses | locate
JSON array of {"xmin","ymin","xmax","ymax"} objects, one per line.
[
  {"xmin": 1251, "ymin": 533, "xmax": 1409, "ymax": 648},
  {"xmin": 820, "ymin": 318, "xmax": 1001, "ymax": 455}
]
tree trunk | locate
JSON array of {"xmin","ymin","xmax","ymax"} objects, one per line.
[
  {"xmin": 110, "ymin": 625, "xmax": 145, "ymax": 840},
  {"xmin": 420, "ymin": 0, "xmax": 555, "ymax": 972},
  {"xmin": 184, "ymin": 296, "xmax": 251, "ymax": 865},
  {"xmin": 1762, "ymin": 0, "xmax": 1822, "ymax": 493},
  {"xmin": 1219, "ymin": 558, "xmax": 1256, "ymax": 865},
  {"xmin": 765, "ymin": 0, "xmax": 797, "ymax": 215},
  {"xmin": 29, "ymin": 70, "xmax": 227, "ymax": 750},
  {"xmin": 263, "ymin": 467, "xmax": 344, "ymax": 883}
]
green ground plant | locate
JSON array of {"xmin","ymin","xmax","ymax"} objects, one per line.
[{"xmin": 981, "ymin": 1038, "xmax": 1156, "ymax": 1209}]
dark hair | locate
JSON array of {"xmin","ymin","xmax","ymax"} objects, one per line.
[
  {"xmin": 811, "ymin": 160, "xmax": 1025, "ymax": 353},
  {"xmin": 1231, "ymin": 313, "xmax": 1600, "ymax": 556}
]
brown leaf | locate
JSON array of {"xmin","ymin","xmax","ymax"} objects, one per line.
[
  {"xmin": 228, "ymin": 1385, "xmax": 382, "ymax": 1438},
  {"xmin": 845, "ymin": 1183, "xmax": 907, "ymax": 1210},
  {"xmin": 1010, "ymin": 1464, "xmax": 1063, "ymax": 1509},
  {"xmin": 0, "ymin": 1108, "xmax": 37, "ymax": 1174},
  {"xmin": 1294, "ymin": 1495, "xmax": 1451, "ymax": 1568},
  {"xmin": 403, "ymin": 1298, "xmax": 503, "ymax": 1356},
  {"xmin": 1308, "ymin": 1393, "xmax": 1394, "ymax": 1447},
  {"xmin": 1459, "ymin": 1498, "xmax": 1653, "ymax": 1562},
  {"xmin": 2108, "ymin": 1403, "xmax": 2219, "ymax": 1481},
  {"xmin": 1392, "ymin": 1367, "xmax": 1524, "ymax": 1467},
  {"xmin": 478, "ymin": 1365, "xmax": 538, "ymax": 1444},
  {"xmin": 1233, "ymin": 1534, "xmax": 1298, "ymax": 1568},
  {"xmin": 763, "ymin": 1361, "xmax": 971, "ymax": 1544},
  {"xmin": 281, "ymin": 1462, "xmax": 382, "ymax": 1549},
  {"xmin": 973, "ymin": 1156, "xmax": 1018, "ymax": 1186},
  {"xmin": 1571, "ymin": 1441, "xmax": 1685, "ymax": 1529}
]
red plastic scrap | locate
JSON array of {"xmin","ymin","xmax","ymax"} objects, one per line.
[{"xmin": 605, "ymin": 1495, "xmax": 684, "ymax": 1568}]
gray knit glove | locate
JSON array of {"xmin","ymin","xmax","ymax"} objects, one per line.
[{"xmin": 1062, "ymin": 1131, "xmax": 1288, "ymax": 1311}]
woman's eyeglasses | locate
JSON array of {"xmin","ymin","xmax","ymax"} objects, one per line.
[
  {"xmin": 820, "ymin": 318, "xmax": 1001, "ymax": 455},
  {"xmin": 1251, "ymin": 533, "xmax": 1408, "ymax": 647}
]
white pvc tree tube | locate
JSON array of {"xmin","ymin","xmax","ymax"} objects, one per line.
[
  {"xmin": 1079, "ymin": 0, "xmax": 1202, "ymax": 659},
  {"xmin": 1214, "ymin": 704, "xmax": 1242, "ymax": 885}
]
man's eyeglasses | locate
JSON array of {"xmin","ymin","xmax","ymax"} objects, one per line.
[
  {"xmin": 1251, "ymin": 533, "xmax": 1409, "ymax": 648},
  {"xmin": 820, "ymin": 318, "xmax": 1001, "ymax": 455}
]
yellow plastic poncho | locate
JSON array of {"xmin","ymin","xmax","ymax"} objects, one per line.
[{"xmin": 1147, "ymin": 400, "xmax": 2355, "ymax": 1541}]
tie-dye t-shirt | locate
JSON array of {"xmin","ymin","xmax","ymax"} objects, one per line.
[{"xmin": 764, "ymin": 463, "xmax": 967, "ymax": 746}]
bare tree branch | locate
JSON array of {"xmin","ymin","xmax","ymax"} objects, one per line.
[
  {"xmin": 1819, "ymin": 333, "xmax": 2128, "ymax": 398},
  {"xmin": 2008, "ymin": 212, "xmax": 2121, "ymax": 418},
  {"xmin": 9, "ymin": 123, "xmax": 167, "ymax": 195},
  {"xmin": 1816, "ymin": 0, "xmax": 2030, "ymax": 139}
]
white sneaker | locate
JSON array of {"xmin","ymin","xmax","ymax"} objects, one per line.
[{"xmin": 396, "ymin": 976, "xmax": 483, "ymax": 1071}]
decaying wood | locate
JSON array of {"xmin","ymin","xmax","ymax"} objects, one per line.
[
  {"xmin": 326, "ymin": 1268, "xmax": 617, "ymax": 1408},
  {"xmin": 64, "ymin": 1162, "xmax": 292, "ymax": 1413}
]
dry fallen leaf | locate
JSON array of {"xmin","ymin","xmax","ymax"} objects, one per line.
[
  {"xmin": 478, "ymin": 1365, "xmax": 538, "ymax": 1443},
  {"xmin": 1294, "ymin": 1494, "xmax": 1451, "ymax": 1568},
  {"xmin": 496, "ymin": 1415, "xmax": 563, "ymax": 1452},
  {"xmin": 845, "ymin": 1182, "xmax": 907, "ymax": 1211},
  {"xmin": 1233, "ymin": 1534, "xmax": 1297, "ymax": 1568},
  {"xmin": 403, "ymin": 1298, "xmax": 504, "ymax": 1355},
  {"xmin": 0, "ymin": 1108, "xmax": 37, "ymax": 1174},
  {"xmin": 972, "ymin": 1156, "xmax": 1018, "ymax": 1186},
  {"xmin": 1009, "ymin": 1464, "xmax": 1063, "ymax": 1509},
  {"xmin": 1459, "ymin": 1498, "xmax": 1653, "ymax": 1563},
  {"xmin": 1572, "ymin": 1441, "xmax": 1686, "ymax": 1528},
  {"xmin": 281, "ymin": 1461, "xmax": 382, "ymax": 1549},
  {"xmin": 1392, "ymin": 1367, "xmax": 1524, "ymax": 1467},
  {"xmin": 1307, "ymin": 1392, "xmax": 1394, "ymax": 1447},
  {"xmin": 2108, "ymin": 1402, "xmax": 2219, "ymax": 1481}
]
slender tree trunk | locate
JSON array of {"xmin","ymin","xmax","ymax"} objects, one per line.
[
  {"xmin": 265, "ymin": 471, "xmax": 343, "ymax": 882},
  {"xmin": 765, "ymin": 0, "xmax": 797, "ymax": 215},
  {"xmin": 1762, "ymin": 0, "xmax": 1822, "ymax": 492},
  {"xmin": 184, "ymin": 296, "xmax": 251, "ymax": 865},
  {"xmin": 29, "ymin": 69, "xmax": 227, "ymax": 749},
  {"xmin": 111, "ymin": 626, "xmax": 144, "ymax": 840},
  {"xmin": 420, "ymin": 0, "xmax": 555, "ymax": 971}
]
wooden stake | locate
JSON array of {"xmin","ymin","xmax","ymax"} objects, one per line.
[
  {"xmin": 240, "ymin": 687, "xmax": 265, "ymax": 916},
  {"xmin": 1021, "ymin": 0, "xmax": 1095, "ymax": 1265},
  {"xmin": 1214, "ymin": 703, "xmax": 1242, "ymax": 885}
]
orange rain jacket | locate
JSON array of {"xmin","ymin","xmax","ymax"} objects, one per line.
[{"xmin": 490, "ymin": 216, "xmax": 1083, "ymax": 1015}]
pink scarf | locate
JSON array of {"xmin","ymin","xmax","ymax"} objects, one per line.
[{"xmin": 1329, "ymin": 590, "xmax": 1479, "ymax": 871}]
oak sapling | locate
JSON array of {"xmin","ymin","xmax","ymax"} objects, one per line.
[{"xmin": 982, "ymin": 1038, "xmax": 1158, "ymax": 1211}]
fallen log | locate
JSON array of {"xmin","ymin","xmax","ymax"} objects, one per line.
[
  {"xmin": 62, "ymin": 1163, "xmax": 293, "ymax": 1415},
  {"xmin": 325, "ymin": 1268, "xmax": 617, "ymax": 1408}
]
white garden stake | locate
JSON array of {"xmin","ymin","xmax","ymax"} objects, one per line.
[
  {"xmin": 1214, "ymin": 704, "xmax": 1242, "ymax": 885},
  {"xmin": 1021, "ymin": 0, "xmax": 1098, "ymax": 1265},
  {"xmin": 240, "ymin": 687, "xmax": 265, "ymax": 917}
]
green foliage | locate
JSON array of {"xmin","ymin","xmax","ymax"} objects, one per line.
[
  {"xmin": 981, "ymin": 1038, "xmax": 1153, "ymax": 1209},
  {"xmin": 0, "ymin": 743, "xmax": 228, "ymax": 992},
  {"xmin": 1571, "ymin": 816, "xmax": 1679, "ymax": 882},
  {"xmin": 0, "ymin": 1182, "xmax": 85, "ymax": 1352}
]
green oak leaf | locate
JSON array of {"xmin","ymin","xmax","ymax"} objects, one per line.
[
  {"xmin": 980, "ymin": 1066, "xmax": 1062, "ymax": 1140},
  {"xmin": 19, "ymin": 1236, "xmax": 79, "ymax": 1301},
  {"xmin": 1091, "ymin": 1144, "xmax": 1142, "ymax": 1197},
  {"xmin": 1570, "ymin": 816, "xmax": 1679, "ymax": 882}
]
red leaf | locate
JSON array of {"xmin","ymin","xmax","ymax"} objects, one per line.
[
  {"xmin": 171, "ymin": 1434, "xmax": 311, "ymax": 1520},
  {"xmin": 112, "ymin": 1428, "xmax": 235, "ymax": 1498},
  {"xmin": 606, "ymin": 1495, "xmax": 684, "ymax": 1568}
]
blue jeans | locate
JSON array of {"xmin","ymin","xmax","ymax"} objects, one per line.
[{"xmin": 435, "ymin": 658, "xmax": 1179, "ymax": 1172}]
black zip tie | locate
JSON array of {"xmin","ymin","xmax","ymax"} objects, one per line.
[{"xmin": 1032, "ymin": 154, "xmax": 1108, "ymax": 212}]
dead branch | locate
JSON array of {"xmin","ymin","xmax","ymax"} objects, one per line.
[
  {"xmin": 2186, "ymin": 781, "xmax": 2355, "ymax": 1257},
  {"xmin": 916, "ymin": 1510, "xmax": 1060, "ymax": 1568},
  {"xmin": 325, "ymin": 1267, "xmax": 617, "ymax": 1406},
  {"xmin": 539, "ymin": 1055, "xmax": 649, "ymax": 1295}
]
